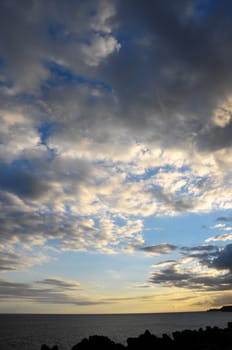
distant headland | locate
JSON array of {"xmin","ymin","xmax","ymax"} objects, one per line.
[{"xmin": 207, "ymin": 305, "xmax": 232, "ymax": 312}]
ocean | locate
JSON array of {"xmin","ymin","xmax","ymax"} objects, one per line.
[{"xmin": 1, "ymin": 312, "xmax": 232, "ymax": 350}]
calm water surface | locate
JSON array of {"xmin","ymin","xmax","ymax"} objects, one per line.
[{"xmin": 1, "ymin": 312, "xmax": 232, "ymax": 350}]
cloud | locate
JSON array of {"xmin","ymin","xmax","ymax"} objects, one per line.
[
  {"xmin": 0, "ymin": 251, "xmax": 29, "ymax": 271},
  {"xmin": 0, "ymin": 0, "xmax": 121, "ymax": 93},
  {"xmin": 150, "ymin": 263, "xmax": 232, "ymax": 291},
  {"xmin": 0, "ymin": 277, "xmax": 159, "ymax": 307},
  {"xmin": 211, "ymin": 224, "xmax": 226, "ymax": 229},
  {"xmin": 0, "ymin": 0, "xmax": 231, "ymax": 273},
  {"xmin": 0, "ymin": 278, "xmax": 107, "ymax": 306},
  {"xmin": 1, "ymin": 0, "xmax": 232, "ymax": 152},
  {"xmin": 152, "ymin": 260, "xmax": 176, "ymax": 268},
  {"xmin": 0, "ymin": 164, "xmax": 50, "ymax": 200},
  {"xmin": 98, "ymin": 0, "xmax": 232, "ymax": 150},
  {"xmin": 0, "ymin": 110, "xmax": 45, "ymax": 163},
  {"xmin": 81, "ymin": 34, "xmax": 121, "ymax": 66},
  {"xmin": 206, "ymin": 233, "xmax": 232, "ymax": 242},
  {"xmin": 0, "ymin": 249, "xmax": 50, "ymax": 272},
  {"xmin": 140, "ymin": 243, "xmax": 177, "ymax": 255},
  {"xmin": 132, "ymin": 283, "xmax": 153, "ymax": 289},
  {"xmin": 205, "ymin": 292, "xmax": 232, "ymax": 308},
  {"xmin": 211, "ymin": 244, "xmax": 232, "ymax": 271},
  {"xmin": 150, "ymin": 244, "xmax": 232, "ymax": 292},
  {"xmin": 36, "ymin": 278, "xmax": 81, "ymax": 289},
  {"xmin": 217, "ymin": 216, "xmax": 232, "ymax": 222}
]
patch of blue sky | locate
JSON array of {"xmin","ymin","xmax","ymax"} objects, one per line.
[
  {"xmin": 178, "ymin": 165, "xmax": 191, "ymax": 173},
  {"xmin": 188, "ymin": 175, "xmax": 210, "ymax": 195},
  {"xmin": 64, "ymin": 203, "xmax": 72, "ymax": 216},
  {"xmin": 38, "ymin": 121, "xmax": 57, "ymax": 146},
  {"xmin": 47, "ymin": 21, "xmax": 67, "ymax": 42},
  {"xmin": 90, "ymin": 216, "xmax": 101, "ymax": 230},
  {"xmin": 11, "ymin": 159, "xmax": 34, "ymax": 173},
  {"xmin": 14, "ymin": 92, "xmax": 37, "ymax": 104},
  {"xmin": 161, "ymin": 164, "xmax": 180, "ymax": 173},
  {"xmin": 46, "ymin": 237, "xmax": 63, "ymax": 249},
  {"xmin": 115, "ymin": 25, "xmax": 144, "ymax": 47},
  {"xmin": 42, "ymin": 61, "xmax": 112, "ymax": 92},
  {"xmin": 113, "ymin": 216, "xmax": 130, "ymax": 228},
  {"xmin": 0, "ymin": 56, "xmax": 6, "ymax": 67},
  {"xmin": 47, "ymin": 250, "xmax": 147, "ymax": 287},
  {"xmin": 130, "ymin": 164, "xmax": 184, "ymax": 181},
  {"xmin": 47, "ymin": 20, "xmax": 89, "ymax": 44},
  {"xmin": 126, "ymin": 167, "xmax": 160, "ymax": 182},
  {"xmin": 37, "ymin": 121, "xmax": 59, "ymax": 161},
  {"xmin": 194, "ymin": 0, "xmax": 220, "ymax": 20},
  {"xmin": 144, "ymin": 167, "xmax": 161, "ymax": 179},
  {"xmin": 143, "ymin": 211, "xmax": 232, "ymax": 248},
  {"xmin": 117, "ymin": 31, "xmax": 133, "ymax": 44},
  {"xmin": 0, "ymin": 78, "xmax": 13, "ymax": 89}
]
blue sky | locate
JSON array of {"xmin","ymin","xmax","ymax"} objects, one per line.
[{"xmin": 0, "ymin": 0, "xmax": 232, "ymax": 313}]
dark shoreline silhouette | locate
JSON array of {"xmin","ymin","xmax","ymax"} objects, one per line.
[
  {"xmin": 41, "ymin": 322, "xmax": 232, "ymax": 350},
  {"xmin": 207, "ymin": 305, "xmax": 232, "ymax": 312}
]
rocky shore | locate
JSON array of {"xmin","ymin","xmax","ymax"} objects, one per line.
[{"xmin": 41, "ymin": 322, "xmax": 232, "ymax": 350}]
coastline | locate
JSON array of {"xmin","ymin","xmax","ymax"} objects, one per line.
[{"xmin": 41, "ymin": 322, "xmax": 232, "ymax": 350}]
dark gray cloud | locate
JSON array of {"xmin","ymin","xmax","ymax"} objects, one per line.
[
  {"xmin": 1, "ymin": 0, "xmax": 232, "ymax": 153},
  {"xmin": 0, "ymin": 165, "xmax": 50, "ymax": 199},
  {"xmin": 0, "ymin": 278, "xmax": 155, "ymax": 306},
  {"xmin": 211, "ymin": 244, "xmax": 232, "ymax": 271},
  {"xmin": 150, "ymin": 264, "xmax": 232, "ymax": 291},
  {"xmin": 180, "ymin": 245, "xmax": 219, "ymax": 264},
  {"xmin": 140, "ymin": 243, "xmax": 177, "ymax": 255},
  {"xmin": 150, "ymin": 189, "xmax": 195, "ymax": 212},
  {"xmin": 0, "ymin": 252, "xmax": 22, "ymax": 271},
  {"xmin": 36, "ymin": 278, "xmax": 81, "ymax": 289},
  {"xmin": 198, "ymin": 122, "xmax": 232, "ymax": 151},
  {"xmin": 217, "ymin": 216, "xmax": 232, "ymax": 222},
  {"xmin": 0, "ymin": 279, "xmax": 107, "ymax": 306},
  {"xmin": 0, "ymin": 248, "xmax": 51, "ymax": 272},
  {"xmin": 181, "ymin": 245, "xmax": 217, "ymax": 252},
  {"xmin": 0, "ymin": 0, "xmax": 120, "ymax": 93},
  {"xmin": 97, "ymin": 0, "xmax": 232, "ymax": 150},
  {"xmin": 150, "ymin": 244, "xmax": 232, "ymax": 291}
]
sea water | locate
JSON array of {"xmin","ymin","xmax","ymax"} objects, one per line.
[{"xmin": 1, "ymin": 312, "xmax": 232, "ymax": 350}]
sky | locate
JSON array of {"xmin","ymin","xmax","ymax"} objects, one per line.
[{"xmin": 0, "ymin": 0, "xmax": 232, "ymax": 314}]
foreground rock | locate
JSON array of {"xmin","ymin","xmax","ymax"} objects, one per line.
[
  {"xmin": 41, "ymin": 345, "xmax": 59, "ymax": 350},
  {"xmin": 41, "ymin": 322, "xmax": 232, "ymax": 350},
  {"xmin": 71, "ymin": 335, "xmax": 125, "ymax": 350}
]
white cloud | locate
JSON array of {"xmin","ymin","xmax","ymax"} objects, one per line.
[
  {"xmin": 81, "ymin": 34, "xmax": 121, "ymax": 66},
  {"xmin": 206, "ymin": 233, "xmax": 232, "ymax": 242},
  {"xmin": 211, "ymin": 224, "xmax": 226, "ymax": 229}
]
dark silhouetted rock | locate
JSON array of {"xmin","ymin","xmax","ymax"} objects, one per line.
[
  {"xmin": 41, "ymin": 345, "xmax": 59, "ymax": 350},
  {"xmin": 221, "ymin": 305, "xmax": 232, "ymax": 312},
  {"xmin": 41, "ymin": 321, "xmax": 232, "ymax": 350},
  {"xmin": 72, "ymin": 335, "xmax": 125, "ymax": 350},
  {"xmin": 127, "ymin": 329, "xmax": 168, "ymax": 350}
]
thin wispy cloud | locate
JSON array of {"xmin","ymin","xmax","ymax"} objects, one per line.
[{"xmin": 140, "ymin": 244, "xmax": 177, "ymax": 255}]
